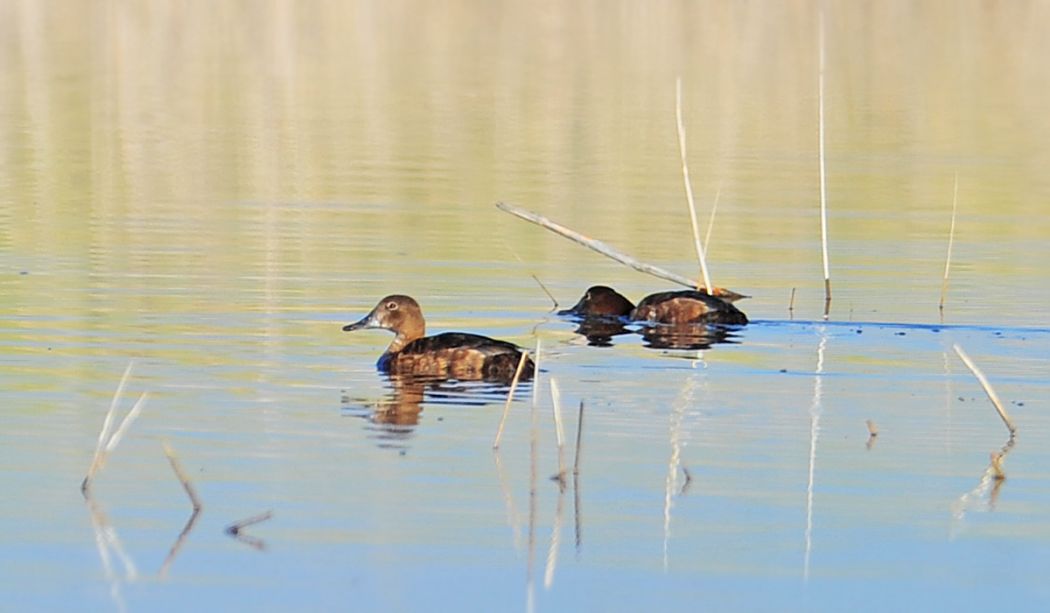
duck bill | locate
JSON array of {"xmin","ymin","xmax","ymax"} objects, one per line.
[{"xmin": 342, "ymin": 310, "xmax": 379, "ymax": 332}]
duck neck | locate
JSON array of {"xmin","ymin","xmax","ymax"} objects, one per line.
[{"xmin": 386, "ymin": 321, "xmax": 425, "ymax": 355}]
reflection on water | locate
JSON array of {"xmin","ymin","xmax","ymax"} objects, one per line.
[
  {"xmin": 566, "ymin": 317, "xmax": 633, "ymax": 347},
  {"xmin": 561, "ymin": 313, "xmax": 744, "ymax": 350},
  {"xmin": 638, "ymin": 322, "xmax": 741, "ymax": 350},
  {"xmin": 342, "ymin": 373, "xmax": 530, "ymax": 447},
  {"xmin": 3, "ymin": 0, "xmax": 1050, "ymax": 610}
]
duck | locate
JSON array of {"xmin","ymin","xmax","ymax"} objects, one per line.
[
  {"xmin": 343, "ymin": 295, "xmax": 535, "ymax": 381},
  {"xmin": 561, "ymin": 285, "xmax": 749, "ymax": 325},
  {"xmin": 631, "ymin": 289, "xmax": 749, "ymax": 325},
  {"xmin": 558, "ymin": 285, "xmax": 635, "ymax": 319}
]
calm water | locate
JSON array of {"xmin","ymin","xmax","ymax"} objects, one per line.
[{"xmin": 3, "ymin": 1, "xmax": 1050, "ymax": 611}]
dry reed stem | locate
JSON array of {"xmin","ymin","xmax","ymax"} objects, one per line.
[
  {"xmin": 162, "ymin": 441, "xmax": 203, "ymax": 511},
  {"xmin": 104, "ymin": 393, "xmax": 149, "ymax": 455},
  {"xmin": 953, "ymin": 344, "xmax": 1017, "ymax": 436},
  {"xmin": 789, "ymin": 288, "xmax": 797, "ymax": 314},
  {"xmin": 496, "ymin": 202, "xmax": 697, "ymax": 289},
  {"xmin": 91, "ymin": 362, "xmax": 133, "ymax": 462},
  {"xmin": 675, "ymin": 77, "xmax": 714, "ymax": 293},
  {"xmin": 508, "ymin": 246, "xmax": 559, "ymax": 309},
  {"xmin": 866, "ymin": 420, "xmax": 879, "ymax": 436},
  {"xmin": 83, "ymin": 362, "xmax": 134, "ymax": 493},
  {"xmin": 492, "ymin": 350, "xmax": 531, "ymax": 449},
  {"xmin": 158, "ymin": 441, "xmax": 204, "ymax": 575},
  {"xmin": 549, "ymin": 377, "xmax": 567, "ymax": 486},
  {"xmin": 817, "ymin": 8, "xmax": 832, "ymax": 316},
  {"xmin": 940, "ymin": 172, "xmax": 959, "ymax": 311},
  {"xmin": 83, "ymin": 390, "xmax": 150, "ymax": 494}
]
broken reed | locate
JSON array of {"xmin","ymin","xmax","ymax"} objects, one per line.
[
  {"xmin": 953, "ymin": 344, "xmax": 1017, "ymax": 437},
  {"xmin": 162, "ymin": 441, "xmax": 203, "ymax": 511},
  {"xmin": 495, "ymin": 202, "xmax": 697, "ymax": 289},
  {"xmin": 83, "ymin": 361, "xmax": 149, "ymax": 494}
]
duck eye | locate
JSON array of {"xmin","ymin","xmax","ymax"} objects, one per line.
[{"xmin": 385, "ymin": 301, "xmax": 398, "ymax": 311}]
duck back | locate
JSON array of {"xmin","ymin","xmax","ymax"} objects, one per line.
[
  {"xmin": 631, "ymin": 290, "xmax": 749, "ymax": 325},
  {"xmin": 382, "ymin": 332, "xmax": 535, "ymax": 381}
]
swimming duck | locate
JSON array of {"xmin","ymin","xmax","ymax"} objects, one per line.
[
  {"xmin": 561, "ymin": 286, "xmax": 749, "ymax": 325},
  {"xmin": 343, "ymin": 295, "xmax": 535, "ymax": 381},
  {"xmin": 558, "ymin": 285, "xmax": 635, "ymax": 319},
  {"xmin": 631, "ymin": 289, "xmax": 749, "ymax": 325}
]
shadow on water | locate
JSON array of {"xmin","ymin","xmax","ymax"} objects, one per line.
[{"xmin": 341, "ymin": 373, "xmax": 532, "ymax": 448}]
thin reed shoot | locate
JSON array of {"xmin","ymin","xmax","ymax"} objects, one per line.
[
  {"xmin": 675, "ymin": 77, "xmax": 714, "ymax": 293},
  {"xmin": 83, "ymin": 361, "xmax": 149, "ymax": 495},
  {"xmin": 492, "ymin": 349, "xmax": 531, "ymax": 449},
  {"xmin": 817, "ymin": 9, "xmax": 832, "ymax": 316},
  {"xmin": 549, "ymin": 377, "xmax": 567, "ymax": 487},
  {"xmin": 939, "ymin": 172, "xmax": 959, "ymax": 311}
]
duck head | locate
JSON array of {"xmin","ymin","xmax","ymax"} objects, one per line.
[
  {"xmin": 558, "ymin": 285, "xmax": 635, "ymax": 318},
  {"xmin": 343, "ymin": 294, "xmax": 426, "ymax": 353}
]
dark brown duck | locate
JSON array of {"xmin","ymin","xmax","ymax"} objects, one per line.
[
  {"xmin": 561, "ymin": 285, "xmax": 749, "ymax": 325},
  {"xmin": 343, "ymin": 295, "xmax": 534, "ymax": 381}
]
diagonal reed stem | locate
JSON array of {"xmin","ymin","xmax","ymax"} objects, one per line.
[
  {"xmin": 492, "ymin": 349, "xmax": 531, "ymax": 449},
  {"xmin": 496, "ymin": 202, "xmax": 697, "ymax": 289},
  {"xmin": 953, "ymin": 344, "xmax": 1017, "ymax": 436}
]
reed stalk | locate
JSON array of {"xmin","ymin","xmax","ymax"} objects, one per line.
[
  {"xmin": 675, "ymin": 77, "xmax": 714, "ymax": 293},
  {"xmin": 939, "ymin": 173, "xmax": 959, "ymax": 311},
  {"xmin": 83, "ymin": 362, "xmax": 149, "ymax": 494},
  {"xmin": 162, "ymin": 441, "xmax": 203, "ymax": 511},
  {"xmin": 953, "ymin": 344, "xmax": 1017, "ymax": 436},
  {"xmin": 492, "ymin": 350, "xmax": 531, "ymax": 449},
  {"xmin": 496, "ymin": 202, "xmax": 697, "ymax": 289},
  {"xmin": 158, "ymin": 441, "xmax": 205, "ymax": 574},
  {"xmin": 549, "ymin": 377, "xmax": 567, "ymax": 486},
  {"xmin": 817, "ymin": 9, "xmax": 832, "ymax": 317}
]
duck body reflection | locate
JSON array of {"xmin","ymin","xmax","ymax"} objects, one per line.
[{"xmin": 343, "ymin": 372, "xmax": 529, "ymax": 446}]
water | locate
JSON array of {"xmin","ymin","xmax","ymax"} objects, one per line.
[{"xmin": 3, "ymin": 1, "xmax": 1050, "ymax": 611}]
